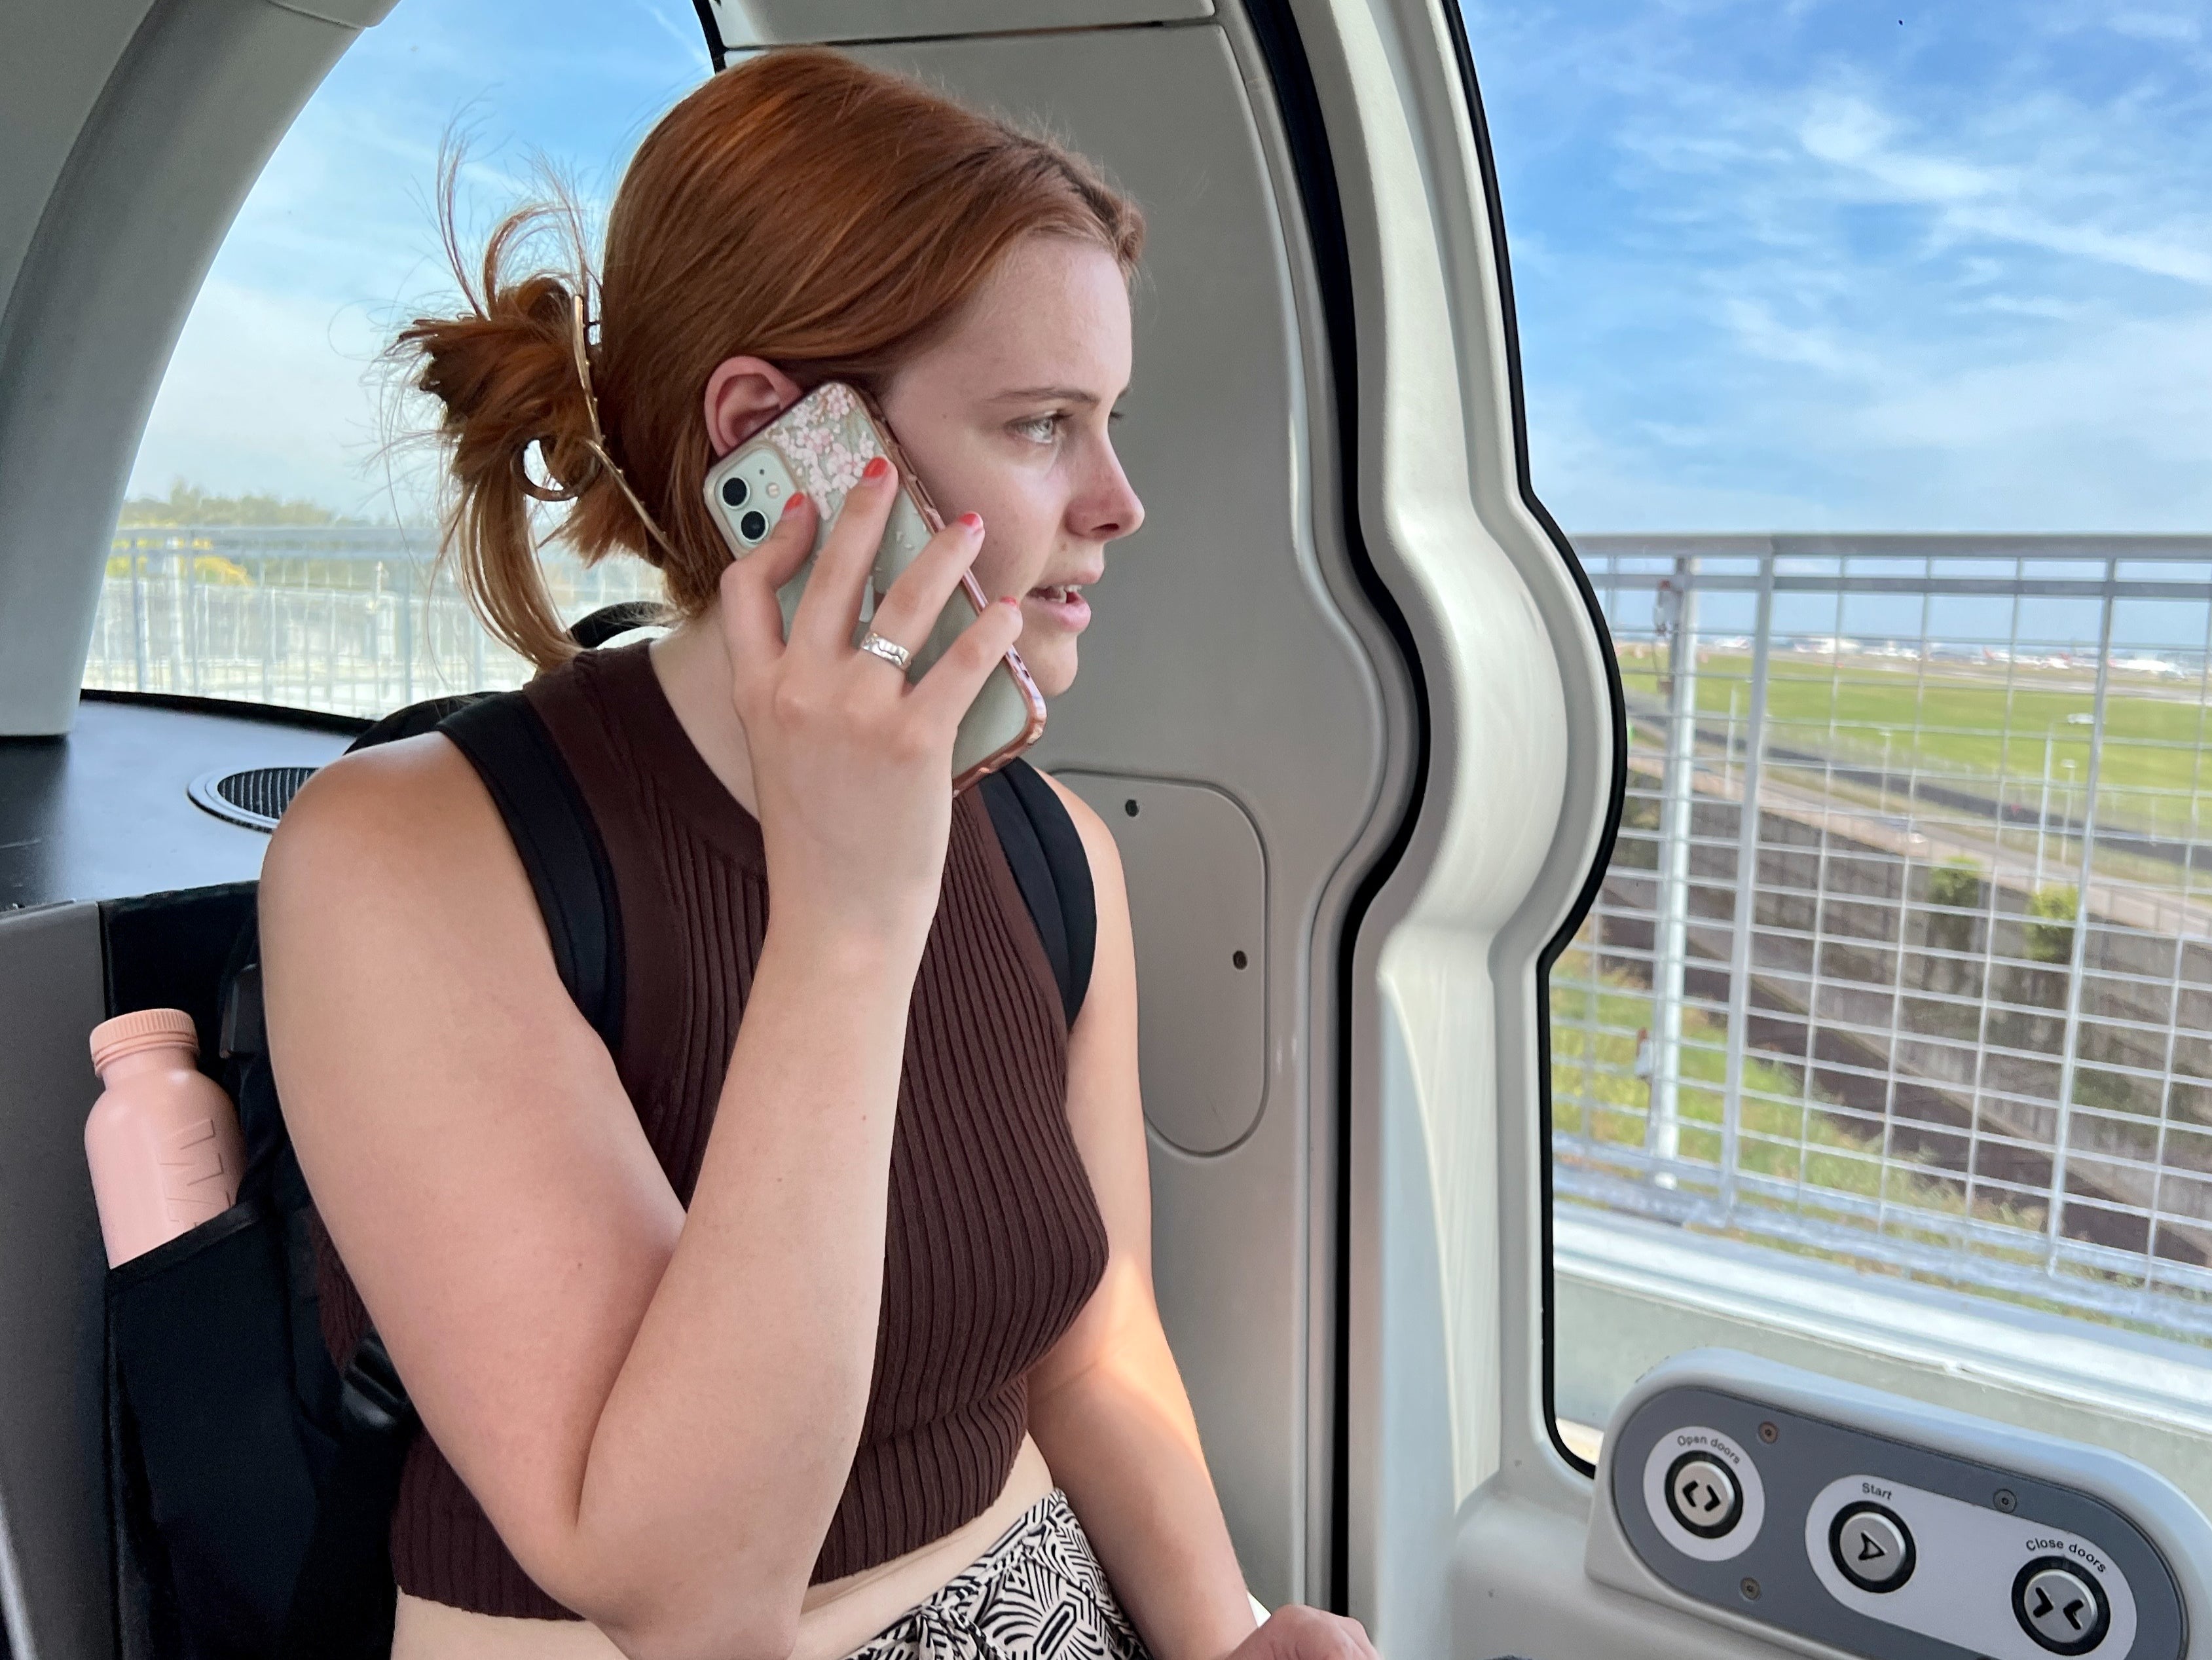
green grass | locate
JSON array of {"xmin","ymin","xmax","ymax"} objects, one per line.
[
  {"xmin": 1619, "ymin": 648, "xmax": 2212, "ymax": 832},
  {"xmin": 1545, "ymin": 948, "xmax": 2212, "ymax": 1332},
  {"xmin": 1548, "ymin": 947, "xmax": 2212, "ymax": 1337},
  {"xmin": 1548, "ymin": 946, "xmax": 2043, "ymax": 1236}
]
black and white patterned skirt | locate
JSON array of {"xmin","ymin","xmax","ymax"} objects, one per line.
[{"xmin": 841, "ymin": 1490, "xmax": 1153, "ymax": 1659}]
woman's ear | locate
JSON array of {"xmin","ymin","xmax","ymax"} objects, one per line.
[{"xmin": 703, "ymin": 356, "xmax": 805, "ymax": 456}]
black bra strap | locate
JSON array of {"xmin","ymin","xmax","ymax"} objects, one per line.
[{"xmin": 980, "ymin": 760, "xmax": 1097, "ymax": 1027}]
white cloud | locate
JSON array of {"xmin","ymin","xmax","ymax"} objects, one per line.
[
  {"xmin": 1942, "ymin": 205, "xmax": 2212, "ymax": 287},
  {"xmin": 129, "ymin": 279, "xmax": 417, "ymax": 513},
  {"xmin": 1797, "ymin": 95, "xmax": 1999, "ymax": 206},
  {"xmin": 2103, "ymin": 10, "xmax": 2202, "ymax": 46},
  {"xmin": 1780, "ymin": 89, "xmax": 2212, "ymax": 287},
  {"xmin": 1851, "ymin": 308, "xmax": 2212, "ymax": 470},
  {"xmin": 1722, "ymin": 297, "xmax": 1881, "ymax": 379},
  {"xmin": 1529, "ymin": 388, "xmax": 1837, "ymax": 532}
]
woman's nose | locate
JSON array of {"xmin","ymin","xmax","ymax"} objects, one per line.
[{"xmin": 1075, "ymin": 447, "xmax": 1145, "ymax": 542}]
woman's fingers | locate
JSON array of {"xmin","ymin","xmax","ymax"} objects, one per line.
[
  {"xmin": 908, "ymin": 588, "xmax": 1025, "ymax": 727},
  {"xmin": 1234, "ymin": 1605, "xmax": 1379, "ymax": 1659},
  {"xmin": 725, "ymin": 464, "xmax": 1017, "ymax": 779},
  {"xmin": 719, "ymin": 491, "xmax": 817, "ymax": 667},
  {"xmin": 789, "ymin": 458, "xmax": 897, "ymax": 654},
  {"xmin": 866, "ymin": 511, "xmax": 987, "ymax": 659}
]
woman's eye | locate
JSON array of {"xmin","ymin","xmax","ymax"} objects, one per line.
[{"xmin": 1010, "ymin": 413, "xmax": 1062, "ymax": 443}]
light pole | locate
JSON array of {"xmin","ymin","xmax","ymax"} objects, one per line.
[{"xmin": 2035, "ymin": 712, "xmax": 2094, "ymax": 891}]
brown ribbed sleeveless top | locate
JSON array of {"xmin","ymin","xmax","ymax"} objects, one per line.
[{"xmin": 311, "ymin": 642, "xmax": 1109, "ymax": 1618}]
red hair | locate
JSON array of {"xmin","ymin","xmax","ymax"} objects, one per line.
[{"xmin": 400, "ymin": 48, "xmax": 1144, "ymax": 670}]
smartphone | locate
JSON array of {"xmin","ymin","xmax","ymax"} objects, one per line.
[{"xmin": 703, "ymin": 381, "xmax": 1046, "ymax": 791}]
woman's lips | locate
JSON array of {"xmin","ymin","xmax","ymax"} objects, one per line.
[{"xmin": 1025, "ymin": 583, "xmax": 1092, "ymax": 631}]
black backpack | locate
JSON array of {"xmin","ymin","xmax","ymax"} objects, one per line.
[{"xmin": 105, "ymin": 623, "xmax": 1096, "ymax": 1660}]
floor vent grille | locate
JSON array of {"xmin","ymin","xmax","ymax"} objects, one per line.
[{"xmin": 187, "ymin": 765, "xmax": 320, "ymax": 832}]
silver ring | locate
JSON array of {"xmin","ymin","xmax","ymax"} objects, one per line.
[{"xmin": 857, "ymin": 631, "xmax": 913, "ymax": 672}]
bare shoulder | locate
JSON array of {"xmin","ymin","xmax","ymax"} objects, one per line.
[
  {"xmin": 262, "ymin": 731, "xmax": 512, "ymax": 919},
  {"xmin": 257, "ymin": 731, "xmax": 561, "ymax": 1075}
]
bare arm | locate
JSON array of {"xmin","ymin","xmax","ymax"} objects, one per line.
[
  {"xmin": 263, "ymin": 471, "xmax": 1022, "ymax": 1660},
  {"xmin": 1024, "ymin": 781, "xmax": 1377, "ymax": 1660}
]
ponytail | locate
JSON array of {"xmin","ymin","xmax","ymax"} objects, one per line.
[{"xmin": 396, "ymin": 172, "xmax": 673, "ymax": 673}]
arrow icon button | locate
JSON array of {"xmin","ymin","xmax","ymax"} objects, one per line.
[
  {"xmin": 2016, "ymin": 1560, "xmax": 2109, "ymax": 1653},
  {"xmin": 1663, "ymin": 1452, "xmax": 1743, "ymax": 1540},
  {"xmin": 1832, "ymin": 1503, "xmax": 1913, "ymax": 1591}
]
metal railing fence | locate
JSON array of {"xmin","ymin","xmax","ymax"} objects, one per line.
[
  {"xmin": 85, "ymin": 526, "xmax": 665, "ymax": 717},
  {"xmin": 1555, "ymin": 534, "xmax": 2212, "ymax": 1343}
]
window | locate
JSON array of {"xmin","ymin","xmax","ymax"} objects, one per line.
[
  {"xmin": 88, "ymin": 0, "xmax": 705, "ymax": 716},
  {"xmin": 1462, "ymin": 0, "xmax": 2212, "ymax": 1492}
]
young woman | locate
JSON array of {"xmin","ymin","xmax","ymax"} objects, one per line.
[{"xmin": 261, "ymin": 47, "xmax": 1378, "ymax": 1660}]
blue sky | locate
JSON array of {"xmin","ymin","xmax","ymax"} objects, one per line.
[
  {"xmin": 1466, "ymin": 0, "xmax": 2212, "ymax": 531},
  {"xmin": 130, "ymin": 0, "xmax": 2212, "ymax": 534},
  {"xmin": 129, "ymin": 0, "xmax": 708, "ymax": 521}
]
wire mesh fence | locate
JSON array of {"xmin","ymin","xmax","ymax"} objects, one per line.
[
  {"xmin": 1554, "ymin": 535, "xmax": 2212, "ymax": 1344},
  {"xmin": 84, "ymin": 526, "xmax": 2212, "ymax": 1343},
  {"xmin": 85, "ymin": 526, "xmax": 665, "ymax": 718}
]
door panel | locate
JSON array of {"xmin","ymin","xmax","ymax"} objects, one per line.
[{"xmin": 1057, "ymin": 772, "xmax": 1269, "ymax": 1157}]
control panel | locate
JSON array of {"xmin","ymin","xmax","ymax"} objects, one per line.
[{"xmin": 1585, "ymin": 1354, "xmax": 2205, "ymax": 1660}]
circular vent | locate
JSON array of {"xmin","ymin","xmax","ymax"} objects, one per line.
[{"xmin": 188, "ymin": 765, "xmax": 321, "ymax": 832}]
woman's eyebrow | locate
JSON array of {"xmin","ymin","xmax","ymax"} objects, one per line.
[{"xmin": 989, "ymin": 384, "xmax": 1130, "ymax": 407}]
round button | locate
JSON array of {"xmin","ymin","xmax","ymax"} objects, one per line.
[
  {"xmin": 1665, "ymin": 1452, "xmax": 1743, "ymax": 1539},
  {"xmin": 1829, "ymin": 1502, "xmax": 1915, "ymax": 1591},
  {"xmin": 2014, "ymin": 1558, "xmax": 2111, "ymax": 1655}
]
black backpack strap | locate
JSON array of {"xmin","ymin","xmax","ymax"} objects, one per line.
[
  {"xmin": 347, "ymin": 693, "xmax": 485, "ymax": 752},
  {"xmin": 980, "ymin": 760, "xmax": 1097, "ymax": 1027},
  {"xmin": 272, "ymin": 693, "xmax": 621, "ymax": 1655},
  {"xmin": 228, "ymin": 691, "xmax": 623, "ymax": 1055},
  {"xmin": 435, "ymin": 693, "xmax": 625, "ymax": 1054},
  {"xmin": 278, "ymin": 1332, "xmax": 416, "ymax": 1659}
]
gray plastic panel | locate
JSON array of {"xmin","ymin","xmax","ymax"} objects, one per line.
[
  {"xmin": 1587, "ymin": 1352, "xmax": 2212, "ymax": 1660},
  {"xmin": 0, "ymin": 0, "xmax": 158, "ymax": 344},
  {"xmin": 0, "ymin": 902, "xmax": 112, "ymax": 1660},
  {"xmin": 704, "ymin": 0, "xmax": 1212, "ymax": 49},
  {"xmin": 1057, "ymin": 771, "xmax": 1267, "ymax": 1155}
]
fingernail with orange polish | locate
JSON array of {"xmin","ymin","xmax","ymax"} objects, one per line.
[
  {"xmin": 782, "ymin": 491, "xmax": 808, "ymax": 517},
  {"xmin": 862, "ymin": 456, "xmax": 892, "ymax": 481}
]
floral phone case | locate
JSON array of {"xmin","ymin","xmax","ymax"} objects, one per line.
[{"xmin": 702, "ymin": 382, "xmax": 1047, "ymax": 790}]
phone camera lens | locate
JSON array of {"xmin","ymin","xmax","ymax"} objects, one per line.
[
  {"xmin": 720, "ymin": 475, "xmax": 750, "ymax": 509},
  {"xmin": 738, "ymin": 509, "xmax": 769, "ymax": 542}
]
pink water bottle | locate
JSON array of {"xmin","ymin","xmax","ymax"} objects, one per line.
[{"xmin": 85, "ymin": 1009, "xmax": 246, "ymax": 1266}]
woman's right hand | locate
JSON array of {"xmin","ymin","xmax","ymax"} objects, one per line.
[
  {"xmin": 1220, "ymin": 1606, "xmax": 1382, "ymax": 1659},
  {"xmin": 718, "ymin": 455, "xmax": 1024, "ymax": 951}
]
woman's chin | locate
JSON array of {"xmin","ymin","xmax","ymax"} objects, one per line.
[{"xmin": 1021, "ymin": 643, "xmax": 1078, "ymax": 701}]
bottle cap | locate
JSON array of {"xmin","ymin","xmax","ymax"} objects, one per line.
[{"xmin": 90, "ymin": 1008, "xmax": 200, "ymax": 1073}]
